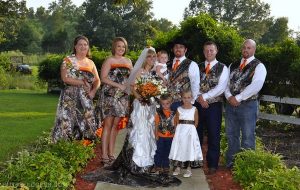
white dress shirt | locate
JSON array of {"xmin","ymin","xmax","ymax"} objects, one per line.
[
  {"xmin": 201, "ymin": 59, "xmax": 229, "ymax": 101},
  {"xmin": 224, "ymin": 56, "xmax": 267, "ymax": 102},
  {"xmin": 173, "ymin": 56, "xmax": 200, "ymax": 103}
]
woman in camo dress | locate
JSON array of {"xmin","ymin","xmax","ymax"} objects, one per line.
[
  {"xmin": 52, "ymin": 35, "xmax": 100, "ymax": 143},
  {"xmin": 96, "ymin": 37, "xmax": 132, "ymax": 166}
]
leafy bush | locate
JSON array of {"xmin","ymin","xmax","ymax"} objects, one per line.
[
  {"xmin": 0, "ymin": 134, "xmax": 96, "ymax": 190},
  {"xmin": 47, "ymin": 140, "xmax": 95, "ymax": 173},
  {"xmin": 0, "ymin": 54, "xmax": 11, "ymax": 71},
  {"xmin": 0, "ymin": 183, "xmax": 29, "ymax": 190},
  {"xmin": 0, "ymin": 151, "xmax": 73, "ymax": 190},
  {"xmin": 233, "ymin": 150, "xmax": 285, "ymax": 187},
  {"xmin": 38, "ymin": 54, "xmax": 64, "ymax": 83},
  {"xmin": 250, "ymin": 167, "xmax": 300, "ymax": 190},
  {"xmin": 0, "ymin": 68, "xmax": 8, "ymax": 89}
]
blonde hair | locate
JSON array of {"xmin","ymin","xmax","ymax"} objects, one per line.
[
  {"xmin": 160, "ymin": 93, "xmax": 172, "ymax": 102},
  {"xmin": 181, "ymin": 89, "xmax": 192, "ymax": 97},
  {"xmin": 142, "ymin": 49, "xmax": 156, "ymax": 69}
]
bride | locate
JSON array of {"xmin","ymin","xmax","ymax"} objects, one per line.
[{"xmin": 83, "ymin": 47, "xmax": 181, "ymax": 187}]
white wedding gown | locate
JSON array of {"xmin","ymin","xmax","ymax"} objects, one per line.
[{"xmin": 129, "ymin": 99, "xmax": 157, "ymax": 167}]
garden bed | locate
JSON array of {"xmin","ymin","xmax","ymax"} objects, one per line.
[{"xmin": 256, "ymin": 122, "xmax": 300, "ymax": 168}]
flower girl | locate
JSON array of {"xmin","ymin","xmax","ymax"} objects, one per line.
[{"xmin": 169, "ymin": 90, "xmax": 203, "ymax": 177}]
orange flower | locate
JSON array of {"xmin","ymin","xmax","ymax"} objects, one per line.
[
  {"xmin": 95, "ymin": 127, "xmax": 103, "ymax": 138},
  {"xmin": 137, "ymin": 82, "xmax": 159, "ymax": 99},
  {"xmin": 82, "ymin": 139, "xmax": 92, "ymax": 146},
  {"xmin": 117, "ymin": 117, "xmax": 129, "ymax": 130}
]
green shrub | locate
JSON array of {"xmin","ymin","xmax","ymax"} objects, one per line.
[
  {"xmin": 38, "ymin": 54, "xmax": 64, "ymax": 83},
  {"xmin": 47, "ymin": 140, "xmax": 95, "ymax": 173},
  {"xmin": 0, "ymin": 68, "xmax": 8, "ymax": 89},
  {"xmin": 0, "ymin": 183, "xmax": 29, "ymax": 190},
  {"xmin": 250, "ymin": 167, "xmax": 300, "ymax": 190},
  {"xmin": 0, "ymin": 151, "xmax": 73, "ymax": 190},
  {"xmin": 233, "ymin": 149, "xmax": 284, "ymax": 187},
  {"xmin": 0, "ymin": 54, "xmax": 12, "ymax": 71}
]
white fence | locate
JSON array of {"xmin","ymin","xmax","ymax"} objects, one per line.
[{"xmin": 258, "ymin": 95, "xmax": 300, "ymax": 125}]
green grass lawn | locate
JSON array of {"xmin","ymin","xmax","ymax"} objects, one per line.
[{"xmin": 0, "ymin": 89, "xmax": 59, "ymax": 162}]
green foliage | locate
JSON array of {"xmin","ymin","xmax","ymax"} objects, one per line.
[
  {"xmin": 0, "ymin": 183, "xmax": 29, "ymax": 190},
  {"xmin": 233, "ymin": 150, "xmax": 285, "ymax": 187},
  {"xmin": 47, "ymin": 140, "xmax": 95, "ymax": 174},
  {"xmin": 0, "ymin": 133, "xmax": 96, "ymax": 189},
  {"xmin": 260, "ymin": 17, "xmax": 290, "ymax": 45},
  {"xmin": 0, "ymin": 54, "xmax": 11, "ymax": 71},
  {"xmin": 0, "ymin": 68, "xmax": 8, "ymax": 89},
  {"xmin": 78, "ymin": 0, "xmax": 154, "ymax": 50},
  {"xmin": 256, "ymin": 39, "xmax": 300, "ymax": 97},
  {"xmin": 90, "ymin": 47, "xmax": 111, "ymax": 70},
  {"xmin": 154, "ymin": 14, "xmax": 243, "ymax": 65},
  {"xmin": 184, "ymin": 0, "xmax": 272, "ymax": 40},
  {"xmin": 16, "ymin": 19, "xmax": 43, "ymax": 54},
  {"xmin": 0, "ymin": 151, "xmax": 73, "ymax": 190},
  {"xmin": 38, "ymin": 54, "xmax": 65, "ymax": 82},
  {"xmin": 0, "ymin": 0, "xmax": 27, "ymax": 51},
  {"xmin": 250, "ymin": 167, "xmax": 300, "ymax": 190}
]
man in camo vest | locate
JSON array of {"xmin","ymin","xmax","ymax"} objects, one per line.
[
  {"xmin": 225, "ymin": 39, "xmax": 267, "ymax": 168},
  {"xmin": 167, "ymin": 37, "xmax": 200, "ymax": 111},
  {"xmin": 197, "ymin": 41, "xmax": 229, "ymax": 174}
]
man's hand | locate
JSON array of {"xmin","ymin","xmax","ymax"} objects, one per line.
[
  {"xmin": 197, "ymin": 95, "xmax": 209, "ymax": 108},
  {"xmin": 228, "ymin": 96, "xmax": 240, "ymax": 107}
]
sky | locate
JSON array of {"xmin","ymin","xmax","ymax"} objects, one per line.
[{"xmin": 26, "ymin": 0, "xmax": 300, "ymax": 31}]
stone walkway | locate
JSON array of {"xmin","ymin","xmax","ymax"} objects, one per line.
[{"xmin": 94, "ymin": 129, "xmax": 210, "ymax": 190}]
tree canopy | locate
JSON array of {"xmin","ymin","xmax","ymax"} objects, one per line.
[
  {"xmin": 184, "ymin": 0, "xmax": 272, "ymax": 40},
  {"xmin": 77, "ymin": 0, "xmax": 154, "ymax": 50}
]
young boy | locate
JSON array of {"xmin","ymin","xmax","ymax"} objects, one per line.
[
  {"xmin": 152, "ymin": 94, "xmax": 175, "ymax": 174},
  {"xmin": 155, "ymin": 50, "xmax": 169, "ymax": 84}
]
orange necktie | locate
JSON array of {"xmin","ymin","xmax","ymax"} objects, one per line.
[
  {"xmin": 205, "ymin": 62, "xmax": 211, "ymax": 74},
  {"xmin": 240, "ymin": 59, "xmax": 247, "ymax": 71},
  {"xmin": 173, "ymin": 59, "xmax": 180, "ymax": 71}
]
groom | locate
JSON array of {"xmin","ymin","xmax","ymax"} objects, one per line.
[{"xmin": 167, "ymin": 37, "xmax": 200, "ymax": 112}]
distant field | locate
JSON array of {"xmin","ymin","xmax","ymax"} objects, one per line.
[{"xmin": 0, "ymin": 90, "xmax": 58, "ymax": 161}]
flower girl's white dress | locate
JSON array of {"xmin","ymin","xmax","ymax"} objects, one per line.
[{"xmin": 169, "ymin": 106, "xmax": 203, "ymax": 162}]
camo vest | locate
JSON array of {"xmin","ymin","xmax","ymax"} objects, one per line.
[
  {"xmin": 157, "ymin": 108, "xmax": 175, "ymax": 136},
  {"xmin": 199, "ymin": 61, "xmax": 225, "ymax": 103},
  {"xmin": 167, "ymin": 59, "xmax": 192, "ymax": 102},
  {"xmin": 229, "ymin": 58, "xmax": 261, "ymax": 101}
]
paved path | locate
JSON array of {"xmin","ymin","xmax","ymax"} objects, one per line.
[{"xmin": 94, "ymin": 129, "xmax": 210, "ymax": 190}]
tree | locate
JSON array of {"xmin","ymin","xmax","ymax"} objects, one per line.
[
  {"xmin": 77, "ymin": 0, "xmax": 154, "ymax": 50},
  {"xmin": 154, "ymin": 14, "xmax": 244, "ymax": 64},
  {"xmin": 39, "ymin": 0, "xmax": 84, "ymax": 53},
  {"xmin": 260, "ymin": 17, "xmax": 290, "ymax": 45},
  {"xmin": 150, "ymin": 18, "xmax": 176, "ymax": 33},
  {"xmin": 0, "ymin": 0, "xmax": 28, "ymax": 51},
  {"xmin": 15, "ymin": 19, "xmax": 43, "ymax": 53},
  {"xmin": 184, "ymin": 0, "xmax": 272, "ymax": 40}
]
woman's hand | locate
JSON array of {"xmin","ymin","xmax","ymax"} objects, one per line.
[
  {"xmin": 87, "ymin": 91, "xmax": 96, "ymax": 99},
  {"xmin": 118, "ymin": 84, "xmax": 127, "ymax": 91},
  {"xmin": 83, "ymin": 79, "xmax": 91, "ymax": 92}
]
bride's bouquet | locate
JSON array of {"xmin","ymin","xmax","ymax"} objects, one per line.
[{"xmin": 135, "ymin": 75, "xmax": 167, "ymax": 105}]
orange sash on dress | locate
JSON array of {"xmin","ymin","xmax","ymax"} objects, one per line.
[
  {"xmin": 79, "ymin": 64, "xmax": 94, "ymax": 73},
  {"xmin": 111, "ymin": 63, "xmax": 131, "ymax": 70}
]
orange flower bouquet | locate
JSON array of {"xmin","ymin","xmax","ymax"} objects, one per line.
[{"xmin": 135, "ymin": 75, "xmax": 167, "ymax": 105}]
